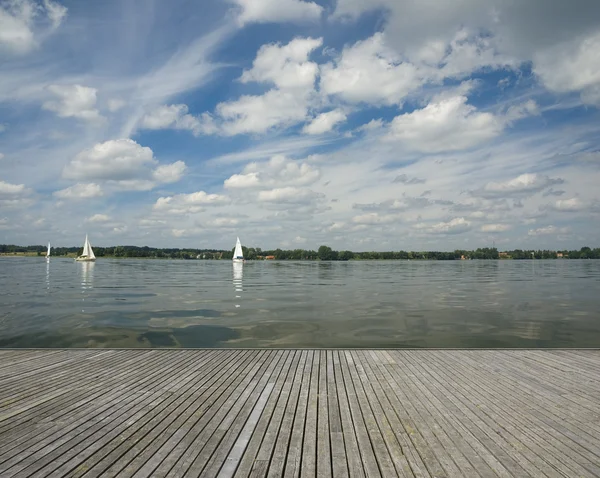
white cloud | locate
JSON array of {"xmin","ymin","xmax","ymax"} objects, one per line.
[
  {"xmin": 0, "ymin": 0, "xmax": 66, "ymax": 53},
  {"xmin": 257, "ymin": 186, "xmax": 322, "ymax": 203},
  {"xmin": 230, "ymin": 0, "xmax": 322, "ymax": 25},
  {"xmin": 171, "ymin": 228, "xmax": 186, "ymax": 237},
  {"xmin": 303, "ymin": 109, "xmax": 347, "ymax": 135},
  {"xmin": 110, "ymin": 179, "xmax": 155, "ymax": 191},
  {"xmin": 320, "ymin": 33, "xmax": 422, "ymax": 106},
  {"xmin": 212, "ymin": 217, "xmax": 239, "ymax": 227},
  {"xmin": 224, "ymin": 155, "xmax": 320, "ymax": 189},
  {"xmin": 414, "ymin": 217, "xmax": 471, "ymax": 235},
  {"xmin": 352, "ymin": 213, "xmax": 399, "ymax": 225},
  {"xmin": 216, "ymin": 38, "xmax": 322, "ymax": 135},
  {"xmin": 152, "ymin": 161, "xmax": 187, "ymax": 184},
  {"xmin": 140, "ymin": 104, "xmax": 217, "ymax": 136},
  {"xmin": 218, "ymin": 89, "xmax": 312, "ymax": 135},
  {"xmin": 86, "ymin": 213, "xmax": 110, "ymax": 223},
  {"xmin": 475, "ymin": 173, "xmax": 563, "ymax": 199},
  {"xmin": 550, "ymin": 197, "xmax": 585, "ymax": 212},
  {"xmin": 0, "ymin": 153, "xmax": 4, "ymax": 160},
  {"xmin": 240, "ymin": 37, "xmax": 322, "ymax": 89},
  {"xmin": 387, "ymin": 92, "xmax": 503, "ymax": 153},
  {"xmin": 534, "ymin": 31, "xmax": 600, "ymax": 105},
  {"xmin": 53, "ymin": 183, "xmax": 103, "ymax": 199},
  {"xmin": 0, "ymin": 179, "xmax": 28, "ymax": 196},
  {"xmin": 528, "ymin": 225, "xmax": 570, "ymax": 236},
  {"xmin": 153, "ymin": 191, "xmax": 230, "ymax": 214},
  {"xmin": 64, "ymin": 139, "xmax": 156, "ymax": 181},
  {"xmin": 481, "ymin": 224, "xmax": 512, "ymax": 232},
  {"xmin": 42, "ymin": 85, "xmax": 103, "ymax": 122}
]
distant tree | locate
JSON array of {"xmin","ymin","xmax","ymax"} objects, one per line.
[
  {"xmin": 318, "ymin": 245, "xmax": 334, "ymax": 261},
  {"xmin": 338, "ymin": 250, "xmax": 354, "ymax": 261}
]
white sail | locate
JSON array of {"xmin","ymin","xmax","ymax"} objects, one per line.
[
  {"xmin": 46, "ymin": 242, "xmax": 51, "ymax": 258},
  {"xmin": 233, "ymin": 237, "xmax": 244, "ymax": 261},
  {"xmin": 85, "ymin": 236, "xmax": 96, "ymax": 260},
  {"xmin": 82, "ymin": 235, "xmax": 91, "ymax": 257}
]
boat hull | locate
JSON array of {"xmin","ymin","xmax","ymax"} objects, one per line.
[
  {"xmin": 232, "ymin": 258, "xmax": 245, "ymax": 263},
  {"xmin": 75, "ymin": 257, "xmax": 96, "ymax": 262}
]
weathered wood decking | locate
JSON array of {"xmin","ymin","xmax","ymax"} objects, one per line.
[{"xmin": 0, "ymin": 350, "xmax": 599, "ymax": 477}]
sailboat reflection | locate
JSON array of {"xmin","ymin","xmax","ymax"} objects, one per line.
[
  {"xmin": 80, "ymin": 262, "xmax": 95, "ymax": 312},
  {"xmin": 233, "ymin": 261, "xmax": 243, "ymax": 308},
  {"xmin": 46, "ymin": 259, "xmax": 50, "ymax": 291}
]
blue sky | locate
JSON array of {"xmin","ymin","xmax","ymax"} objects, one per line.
[{"xmin": 1, "ymin": 0, "xmax": 599, "ymax": 251}]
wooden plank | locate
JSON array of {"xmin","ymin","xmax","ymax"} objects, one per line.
[
  {"xmin": 228, "ymin": 351, "xmax": 294, "ymax": 478},
  {"xmin": 281, "ymin": 350, "xmax": 313, "ymax": 478},
  {"xmin": 80, "ymin": 350, "xmax": 257, "ymax": 478},
  {"xmin": 299, "ymin": 351, "xmax": 319, "ymax": 478},
  {"xmin": 429, "ymin": 351, "xmax": 594, "ymax": 477},
  {"xmin": 192, "ymin": 349, "xmax": 289, "ymax": 477},
  {"xmin": 330, "ymin": 351, "xmax": 365, "ymax": 478},
  {"xmin": 436, "ymin": 351, "xmax": 600, "ymax": 477},
  {"xmin": 316, "ymin": 350, "xmax": 332, "ymax": 478},
  {"xmin": 337, "ymin": 351, "xmax": 382, "ymax": 478},
  {"xmin": 266, "ymin": 350, "xmax": 308, "ymax": 478},
  {"xmin": 0, "ymin": 351, "xmax": 204, "ymax": 477},
  {"xmin": 46, "ymin": 349, "xmax": 242, "ymax": 478},
  {"xmin": 0, "ymin": 349, "xmax": 599, "ymax": 478}
]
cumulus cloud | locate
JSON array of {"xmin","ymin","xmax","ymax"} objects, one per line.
[
  {"xmin": 224, "ymin": 155, "xmax": 320, "ymax": 189},
  {"xmin": 257, "ymin": 186, "xmax": 323, "ymax": 204},
  {"xmin": 387, "ymin": 92, "xmax": 504, "ymax": 152},
  {"xmin": 320, "ymin": 33, "xmax": 422, "ymax": 106},
  {"xmin": 62, "ymin": 139, "xmax": 186, "ymax": 192},
  {"xmin": 528, "ymin": 225, "xmax": 570, "ymax": 236},
  {"xmin": 152, "ymin": 161, "xmax": 187, "ymax": 184},
  {"xmin": 240, "ymin": 37, "xmax": 322, "ymax": 89},
  {"xmin": 474, "ymin": 173, "xmax": 564, "ymax": 199},
  {"xmin": 414, "ymin": 217, "xmax": 471, "ymax": 235},
  {"xmin": 229, "ymin": 0, "xmax": 322, "ymax": 25},
  {"xmin": 0, "ymin": 0, "xmax": 67, "ymax": 53},
  {"xmin": 140, "ymin": 104, "xmax": 217, "ymax": 136},
  {"xmin": 303, "ymin": 109, "xmax": 347, "ymax": 135},
  {"xmin": 481, "ymin": 224, "xmax": 512, "ymax": 232},
  {"xmin": 534, "ymin": 31, "xmax": 600, "ymax": 105},
  {"xmin": 42, "ymin": 85, "xmax": 103, "ymax": 122},
  {"xmin": 216, "ymin": 38, "xmax": 322, "ymax": 135},
  {"xmin": 548, "ymin": 197, "xmax": 586, "ymax": 212},
  {"xmin": 64, "ymin": 139, "xmax": 156, "ymax": 181},
  {"xmin": 53, "ymin": 183, "xmax": 103, "ymax": 199},
  {"xmin": 217, "ymin": 89, "xmax": 312, "ymax": 135},
  {"xmin": 0, "ymin": 179, "xmax": 28, "ymax": 196},
  {"xmin": 153, "ymin": 191, "xmax": 230, "ymax": 214}
]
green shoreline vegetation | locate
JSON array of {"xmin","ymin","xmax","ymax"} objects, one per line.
[{"xmin": 1, "ymin": 244, "xmax": 599, "ymax": 260}]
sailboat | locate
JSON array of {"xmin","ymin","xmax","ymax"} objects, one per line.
[
  {"xmin": 45, "ymin": 242, "xmax": 51, "ymax": 260},
  {"xmin": 76, "ymin": 235, "xmax": 96, "ymax": 262},
  {"xmin": 232, "ymin": 237, "xmax": 244, "ymax": 263}
]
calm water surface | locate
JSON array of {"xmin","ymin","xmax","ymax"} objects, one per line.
[{"xmin": 1, "ymin": 258, "xmax": 599, "ymax": 348}]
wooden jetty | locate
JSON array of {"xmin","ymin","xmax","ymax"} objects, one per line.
[{"xmin": 0, "ymin": 349, "xmax": 599, "ymax": 477}]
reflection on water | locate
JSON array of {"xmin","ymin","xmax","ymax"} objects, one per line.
[
  {"xmin": 233, "ymin": 262, "xmax": 243, "ymax": 309},
  {"xmin": 79, "ymin": 262, "xmax": 94, "ymax": 312},
  {"xmin": 0, "ymin": 258, "xmax": 599, "ymax": 348}
]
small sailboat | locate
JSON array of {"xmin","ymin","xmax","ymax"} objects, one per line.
[
  {"xmin": 45, "ymin": 242, "xmax": 51, "ymax": 260},
  {"xmin": 232, "ymin": 237, "xmax": 244, "ymax": 263},
  {"xmin": 76, "ymin": 234, "xmax": 96, "ymax": 262}
]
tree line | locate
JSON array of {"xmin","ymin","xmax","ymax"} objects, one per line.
[{"xmin": 2, "ymin": 244, "xmax": 599, "ymax": 260}]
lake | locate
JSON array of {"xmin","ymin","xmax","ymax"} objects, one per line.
[{"xmin": 0, "ymin": 257, "xmax": 599, "ymax": 348}]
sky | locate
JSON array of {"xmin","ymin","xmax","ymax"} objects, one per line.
[{"xmin": 1, "ymin": 0, "xmax": 599, "ymax": 251}]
